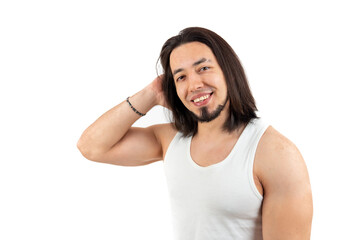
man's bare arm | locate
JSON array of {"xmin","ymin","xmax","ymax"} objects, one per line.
[
  {"xmin": 77, "ymin": 76, "xmax": 169, "ymax": 166},
  {"xmin": 256, "ymin": 127, "xmax": 313, "ymax": 240}
]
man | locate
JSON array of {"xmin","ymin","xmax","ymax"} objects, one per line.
[{"xmin": 77, "ymin": 27, "xmax": 313, "ymax": 239}]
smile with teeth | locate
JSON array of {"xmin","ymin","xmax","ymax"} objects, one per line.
[{"xmin": 193, "ymin": 94, "xmax": 210, "ymax": 103}]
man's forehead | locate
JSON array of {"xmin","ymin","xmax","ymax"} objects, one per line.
[
  {"xmin": 170, "ymin": 42, "xmax": 212, "ymax": 59},
  {"xmin": 170, "ymin": 42, "xmax": 215, "ymax": 73}
]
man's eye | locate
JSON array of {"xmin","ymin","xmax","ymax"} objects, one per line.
[
  {"xmin": 177, "ymin": 76, "xmax": 185, "ymax": 82},
  {"xmin": 200, "ymin": 66, "xmax": 210, "ymax": 71}
]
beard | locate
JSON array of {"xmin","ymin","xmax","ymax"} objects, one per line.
[{"xmin": 190, "ymin": 96, "xmax": 228, "ymax": 123}]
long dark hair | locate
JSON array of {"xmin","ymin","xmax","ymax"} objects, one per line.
[{"xmin": 159, "ymin": 27, "xmax": 258, "ymax": 137}]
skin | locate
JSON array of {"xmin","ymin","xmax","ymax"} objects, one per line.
[{"xmin": 77, "ymin": 42, "xmax": 313, "ymax": 239}]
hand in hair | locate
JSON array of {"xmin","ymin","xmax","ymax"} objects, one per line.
[{"xmin": 148, "ymin": 75, "xmax": 169, "ymax": 109}]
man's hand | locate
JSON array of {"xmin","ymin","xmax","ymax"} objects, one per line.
[{"xmin": 147, "ymin": 75, "xmax": 169, "ymax": 109}]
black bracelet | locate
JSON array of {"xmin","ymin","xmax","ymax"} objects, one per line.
[{"xmin": 126, "ymin": 97, "xmax": 146, "ymax": 116}]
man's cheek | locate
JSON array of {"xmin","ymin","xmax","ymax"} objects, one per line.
[{"xmin": 176, "ymin": 90, "xmax": 185, "ymax": 102}]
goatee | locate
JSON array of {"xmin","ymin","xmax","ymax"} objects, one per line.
[{"xmin": 191, "ymin": 96, "xmax": 228, "ymax": 123}]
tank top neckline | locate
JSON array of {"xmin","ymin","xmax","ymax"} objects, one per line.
[{"xmin": 186, "ymin": 120, "xmax": 253, "ymax": 170}]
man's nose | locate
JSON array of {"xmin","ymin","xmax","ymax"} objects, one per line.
[{"xmin": 188, "ymin": 73, "xmax": 204, "ymax": 92}]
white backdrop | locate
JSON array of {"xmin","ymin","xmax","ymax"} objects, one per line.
[{"xmin": 1, "ymin": 0, "xmax": 359, "ymax": 239}]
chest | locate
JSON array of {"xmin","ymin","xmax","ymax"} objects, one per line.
[
  {"xmin": 164, "ymin": 135, "xmax": 264, "ymax": 221},
  {"xmin": 190, "ymin": 137, "xmax": 239, "ymax": 167}
]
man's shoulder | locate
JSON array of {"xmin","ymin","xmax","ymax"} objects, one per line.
[
  {"xmin": 255, "ymin": 126, "xmax": 307, "ymax": 189},
  {"xmin": 150, "ymin": 123, "xmax": 177, "ymax": 138},
  {"xmin": 258, "ymin": 126, "xmax": 298, "ymax": 156},
  {"xmin": 149, "ymin": 123, "xmax": 178, "ymax": 157}
]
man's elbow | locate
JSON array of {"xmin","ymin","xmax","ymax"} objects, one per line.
[{"xmin": 77, "ymin": 139, "xmax": 102, "ymax": 162}]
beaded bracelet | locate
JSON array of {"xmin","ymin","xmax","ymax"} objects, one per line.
[{"xmin": 126, "ymin": 97, "xmax": 146, "ymax": 116}]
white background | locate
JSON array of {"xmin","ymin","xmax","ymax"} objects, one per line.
[{"xmin": 1, "ymin": 0, "xmax": 359, "ymax": 239}]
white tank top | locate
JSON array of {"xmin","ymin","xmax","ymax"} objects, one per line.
[{"xmin": 163, "ymin": 118, "xmax": 269, "ymax": 240}]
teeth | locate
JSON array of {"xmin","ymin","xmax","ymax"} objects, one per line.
[{"xmin": 193, "ymin": 95, "xmax": 210, "ymax": 103}]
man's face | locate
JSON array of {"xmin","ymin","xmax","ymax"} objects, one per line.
[{"xmin": 170, "ymin": 42, "xmax": 228, "ymax": 122}]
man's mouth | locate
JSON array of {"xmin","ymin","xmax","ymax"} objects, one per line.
[
  {"xmin": 193, "ymin": 94, "xmax": 210, "ymax": 103},
  {"xmin": 190, "ymin": 92, "xmax": 213, "ymax": 106}
]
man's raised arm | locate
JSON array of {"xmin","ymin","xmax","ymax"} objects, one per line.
[{"xmin": 77, "ymin": 76, "xmax": 169, "ymax": 166}]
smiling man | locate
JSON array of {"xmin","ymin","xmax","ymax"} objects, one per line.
[
  {"xmin": 171, "ymin": 46, "xmax": 229, "ymax": 123},
  {"xmin": 77, "ymin": 27, "xmax": 313, "ymax": 240}
]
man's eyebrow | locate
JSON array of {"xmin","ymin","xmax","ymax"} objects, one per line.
[
  {"xmin": 193, "ymin": 58, "xmax": 210, "ymax": 67},
  {"xmin": 172, "ymin": 58, "xmax": 211, "ymax": 76}
]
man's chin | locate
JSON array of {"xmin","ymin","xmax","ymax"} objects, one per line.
[
  {"xmin": 191, "ymin": 104, "xmax": 225, "ymax": 123},
  {"xmin": 188, "ymin": 95, "xmax": 228, "ymax": 123}
]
